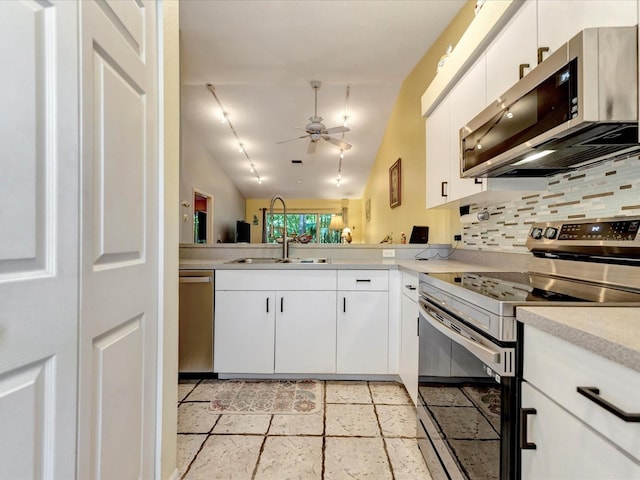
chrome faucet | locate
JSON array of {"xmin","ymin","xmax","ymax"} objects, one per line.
[{"xmin": 269, "ymin": 195, "xmax": 288, "ymax": 259}]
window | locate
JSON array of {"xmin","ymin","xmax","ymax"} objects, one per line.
[{"xmin": 266, "ymin": 213, "xmax": 342, "ymax": 243}]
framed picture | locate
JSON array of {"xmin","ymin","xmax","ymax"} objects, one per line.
[
  {"xmin": 389, "ymin": 158, "xmax": 401, "ymax": 208},
  {"xmin": 365, "ymin": 198, "xmax": 371, "ymax": 222}
]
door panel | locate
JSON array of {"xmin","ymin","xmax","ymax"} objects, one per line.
[
  {"xmin": 0, "ymin": 1, "xmax": 79, "ymax": 478},
  {"xmin": 78, "ymin": 1, "xmax": 158, "ymax": 478},
  {"xmin": 0, "ymin": 358, "xmax": 54, "ymax": 479}
]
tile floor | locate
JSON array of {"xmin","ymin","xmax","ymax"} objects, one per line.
[{"xmin": 177, "ymin": 379, "xmax": 433, "ymax": 480}]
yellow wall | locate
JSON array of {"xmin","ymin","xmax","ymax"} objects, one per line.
[
  {"xmin": 246, "ymin": 198, "xmax": 363, "ymax": 243},
  {"xmin": 361, "ymin": 1, "xmax": 476, "ymax": 244}
]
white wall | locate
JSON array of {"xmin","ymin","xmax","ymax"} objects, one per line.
[
  {"xmin": 161, "ymin": 1, "xmax": 180, "ymax": 478},
  {"xmin": 180, "ymin": 121, "xmax": 246, "ymax": 243}
]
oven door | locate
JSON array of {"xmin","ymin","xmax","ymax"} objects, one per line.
[{"xmin": 417, "ymin": 298, "xmax": 517, "ymax": 480}]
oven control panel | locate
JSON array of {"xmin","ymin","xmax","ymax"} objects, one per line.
[{"xmin": 526, "ymin": 216, "xmax": 640, "ymax": 254}]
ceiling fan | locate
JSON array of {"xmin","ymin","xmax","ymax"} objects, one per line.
[{"xmin": 277, "ymin": 80, "xmax": 352, "ymax": 154}]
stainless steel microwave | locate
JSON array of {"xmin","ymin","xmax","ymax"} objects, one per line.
[{"xmin": 460, "ymin": 26, "xmax": 639, "ymax": 178}]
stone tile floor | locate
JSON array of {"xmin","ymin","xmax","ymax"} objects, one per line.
[{"xmin": 177, "ymin": 379, "xmax": 433, "ymax": 480}]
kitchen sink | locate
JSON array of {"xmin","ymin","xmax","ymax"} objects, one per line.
[{"xmin": 226, "ymin": 257, "xmax": 329, "ymax": 264}]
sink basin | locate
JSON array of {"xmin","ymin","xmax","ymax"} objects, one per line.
[
  {"xmin": 225, "ymin": 257, "xmax": 284, "ymax": 264},
  {"xmin": 226, "ymin": 257, "xmax": 329, "ymax": 264},
  {"xmin": 281, "ymin": 258, "xmax": 329, "ymax": 264}
]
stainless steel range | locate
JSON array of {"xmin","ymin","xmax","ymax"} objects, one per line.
[{"xmin": 416, "ymin": 216, "xmax": 640, "ymax": 480}]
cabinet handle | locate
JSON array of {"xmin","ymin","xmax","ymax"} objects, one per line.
[
  {"xmin": 518, "ymin": 63, "xmax": 530, "ymax": 79},
  {"xmin": 577, "ymin": 387, "xmax": 640, "ymax": 422},
  {"xmin": 441, "ymin": 181, "xmax": 448, "ymax": 197},
  {"xmin": 343, "ymin": 297, "xmax": 346, "ymax": 313},
  {"xmin": 417, "ymin": 316, "xmax": 420, "ymax": 337},
  {"xmin": 179, "ymin": 276, "xmax": 211, "ymax": 283},
  {"xmin": 519, "ymin": 408, "xmax": 537, "ymax": 450},
  {"xmin": 280, "ymin": 297, "xmax": 284, "ymax": 313},
  {"xmin": 266, "ymin": 297, "xmax": 269, "ymax": 313},
  {"xmin": 405, "ymin": 284, "xmax": 416, "ymax": 291},
  {"xmin": 537, "ymin": 46, "xmax": 549, "ymax": 64},
  {"xmin": 474, "ymin": 178, "xmax": 483, "ymax": 185},
  {"xmin": 356, "ymin": 279, "xmax": 371, "ymax": 283}
]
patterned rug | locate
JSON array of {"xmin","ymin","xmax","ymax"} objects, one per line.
[{"xmin": 207, "ymin": 380, "xmax": 322, "ymax": 415}]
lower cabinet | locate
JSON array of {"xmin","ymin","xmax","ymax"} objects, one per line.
[
  {"xmin": 399, "ymin": 272, "xmax": 419, "ymax": 405},
  {"xmin": 521, "ymin": 382, "xmax": 640, "ymax": 479},
  {"xmin": 275, "ymin": 290, "xmax": 336, "ymax": 374},
  {"xmin": 215, "ymin": 290, "xmax": 275, "ymax": 374},
  {"xmin": 216, "ymin": 269, "xmax": 391, "ymax": 376},
  {"xmin": 337, "ymin": 270, "xmax": 389, "ymax": 374},
  {"xmin": 520, "ymin": 324, "xmax": 640, "ymax": 479}
]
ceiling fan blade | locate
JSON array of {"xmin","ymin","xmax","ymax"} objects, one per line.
[
  {"xmin": 276, "ymin": 134, "xmax": 310, "ymax": 144},
  {"xmin": 322, "ymin": 136, "xmax": 352, "ymax": 150},
  {"xmin": 323, "ymin": 125, "xmax": 350, "ymax": 135},
  {"xmin": 307, "ymin": 140, "xmax": 318, "ymax": 154}
]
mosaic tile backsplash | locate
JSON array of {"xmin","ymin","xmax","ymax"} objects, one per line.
[{"xmin": 462, "ymin": 155, "xmax": 640, "ymax": 253}]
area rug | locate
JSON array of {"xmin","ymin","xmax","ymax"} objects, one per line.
[{"xmin": 207, "ymin": 380, "xmax": 322, "ymax": 415}]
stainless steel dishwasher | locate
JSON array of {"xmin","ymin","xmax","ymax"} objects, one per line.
[{"xmin": 179, "ymin": 270, "xmax": 214, "ymax": 373}]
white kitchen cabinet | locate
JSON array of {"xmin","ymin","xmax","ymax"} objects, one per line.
[
  {"xmin": 521, "ymin": 382, "xmax": 640, "ymax": 479},
  {"xmin": 537, "ymin": 0, "xmax": 637, "ymax": 61},
  {"xmin": 425, "ymin": 55, "xmax": 485, "ymax": 209},
  {"xmin": 215, "ymin": 290, "xmax": 276, "ymax": 374},
  {"xmin": 337, "ymin": 270, "xmax": 389, "ymax": 374},
  {"xmin": 275, "ymin": 290, "xmax": 336, "ymax": 374},
  {"xmin": 521, "ymin": 324, "xmax": 640, "ymax": 478},
  {"xmin": 425, "ymin": 95, "xmax": 451, "ymax": 208},
  {"xmin": 447, "ymin": 54, "xmax": 486, "ymax": 202},
  {"xmin": 485, "ymin": 0, "xmax": 537, "ymax": 102},
  {"xmin": 399, "ymin": 272, "xmax": 419, "ymax": 405},
  {"xmin": 215, "ymin": 270, "xmax": 337, "ymax": 375}
]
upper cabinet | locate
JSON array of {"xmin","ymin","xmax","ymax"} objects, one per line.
[
  {"xmin": 424, "ymin": 0, "xmax": 639, "ymax": 209},
  {"xmin": 485, "ymin": 0, "xmax": 537, "ymax": 103},
  {"xmin": 537, "ymin": 0, "xmax": 638, "ymax": 60}
]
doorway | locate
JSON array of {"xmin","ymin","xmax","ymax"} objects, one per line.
[{"xmin": 193, "ymin": 190, "xmax": 213, "ymax": 244}]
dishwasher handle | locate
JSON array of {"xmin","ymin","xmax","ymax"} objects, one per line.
[{"xmin": 179, "ymin": 276, "xmax": 211, "ymax": 284}]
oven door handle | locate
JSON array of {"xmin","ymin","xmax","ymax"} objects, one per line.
[{"xmin": 419, "ymin": 300, "xmax": 501, "ymax": 365}]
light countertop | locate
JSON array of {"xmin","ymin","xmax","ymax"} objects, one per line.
[
  {"xmin": 517, "ymin": 307, "xmax": 640, "ymax": 374},
  {"xmin": 179, "ymin": 258, "xmax": 509, "ymax": 274}
]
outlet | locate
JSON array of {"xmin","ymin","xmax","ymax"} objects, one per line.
[
  {"xmin": 382, "ymin": 249, "xmax": 395, "ymax": 258},
  {"xmin": 454, "ymin": 234, "xmax": 462, "ymax": 241}
]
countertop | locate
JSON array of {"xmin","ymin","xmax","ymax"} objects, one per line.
[
  {"xmin": 517, "ymin": 306, "xmax": 640, "ymax": 374},
  {"xmin": 179, "ymin": 258, "xmax": 506, "ymax": 275}
]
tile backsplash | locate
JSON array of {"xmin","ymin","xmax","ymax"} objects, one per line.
[{"xmin": 462, "ymin": 155, "xmax": 640, "ymax": 253}]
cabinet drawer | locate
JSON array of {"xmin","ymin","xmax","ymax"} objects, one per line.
[
  {"xmin": 521, "ymin": 381, "xmax": 640, "ymax": 479},
  {"xmin": 401, "ymin": 271, "xmax": 419, "ymax": 302},
  {"xmin": 217, "ymin": 269, "xmax": 336, "ymax": 290},
  {"xmin": 337, "ymin": 270, "xmax": 388, "ymax": 291},
  {"xmin": 523, "ymin": 324, "xmax": 640, "ymax": 461}
]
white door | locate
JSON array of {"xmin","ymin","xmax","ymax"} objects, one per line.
[
  {"xmin": 275, "ymin": 290, "xmax": 336, "ymax": 374},
  {"xmin": 337, "ymin": 291, "xmax": 388, "ymax": 374},
  {"xmin": 0, "ymin": 1, "xmax": 79, "ymax": 478},
  {"xmin": 215, "ymin": 290, "xmax": 276, "ymax": 374},
  {"xmin": 77, "ymin": 1, "xmax": 159, "ymax": 478}
]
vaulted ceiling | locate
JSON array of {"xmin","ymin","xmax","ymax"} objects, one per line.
[{"xmin": 179, "ymin": 0, "xmax": 465, "ymax": 199}]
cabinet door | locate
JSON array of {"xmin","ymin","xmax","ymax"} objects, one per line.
[
  {"xmin": 400, "ymin": 291, "xmax": 419, "ymax": 405},
  {"xmin": 485, "ymin": 0, "xmax": 537, "ymax": 102},
  {"xmin": 449, "ymin": 54, "xmax": 486, "ymax": 201},
  {"xmin": 214, "ymin": 290, "xmax": 275, "ymax": 374},
  {"xmin": 537, "ymin": 0, "xmax": 638, "ymax": 59},
  {"xmin": 521, "ymin": 382, "xmax": 640, "ymax": 479},
  {"xmin": 275, "ymin": 290, "xmax": 336, "ymax": 374},
  {"xmin": 337, "ymin": 291, "xmax": 388, "ymax": 374},
  {"xmin": 426, "ymin": 95, "xmax": 451, "ymax": 208}
]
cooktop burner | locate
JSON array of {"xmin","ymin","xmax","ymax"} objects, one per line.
[{"xmin": 427, "ymin": 272, "xmax": 589, "ymax": 303}]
